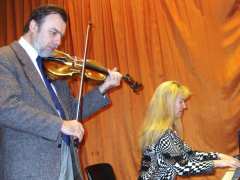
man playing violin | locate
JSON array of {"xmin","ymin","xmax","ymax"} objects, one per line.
[{"xmin": 0, "ymin": 4, "xmax": 121, "ymax": 180}]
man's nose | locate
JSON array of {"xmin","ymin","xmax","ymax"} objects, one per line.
[{"xmin": 54, "ymin": 34, "xmax": 62, "ymax": 46}]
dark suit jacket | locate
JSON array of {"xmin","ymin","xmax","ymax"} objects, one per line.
[{"xmin": 0, "ymin": 41, "xmax": 110, "ymax": 180}]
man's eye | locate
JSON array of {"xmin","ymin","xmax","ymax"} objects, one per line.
[{"xmin": 49, "ymin": 31, "xmax": 57, "ymax": 36}]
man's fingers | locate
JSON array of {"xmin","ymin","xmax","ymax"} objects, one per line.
[
  {"xmin": 61, "ymin": 120, "xmax": 85, "ymax": 142},
  {"xmin": 76, "ymin": 124, "xmax": 84, "ymax": 141}
]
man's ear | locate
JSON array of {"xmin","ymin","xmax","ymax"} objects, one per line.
[{"xmin": 29, "ymin": 20, "xmax": 38, "ymax": 33}]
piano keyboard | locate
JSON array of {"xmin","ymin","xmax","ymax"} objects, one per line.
[{"xmin": 222, "ymin": 168, "xmax": 240, "ymax": 180}]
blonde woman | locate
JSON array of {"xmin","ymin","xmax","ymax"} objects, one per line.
[{"xmin": 138, "ymin": 81, "xmax": 240, "ymax": 180}]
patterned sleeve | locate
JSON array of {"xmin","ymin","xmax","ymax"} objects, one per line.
[
  {"xmin": 182, "ymin": 141, "xmax": 219, "ymax": 161},
  {"xmin": 174, "ymin": 159, "xmax": 215, "ymax": 176},
  {"xmin": 188, "ymin": 151, "xmax": 219, "ymax": 161},
  {"xmin": 172, "ymin": 140, "xmax": 217, "ymax": 176}
]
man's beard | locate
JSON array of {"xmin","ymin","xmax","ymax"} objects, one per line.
[{"xmin": 33, "ymin": 37, "xmax": 53, "ymax": 57}]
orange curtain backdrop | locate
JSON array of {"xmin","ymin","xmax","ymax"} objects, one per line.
[{"xmin": 1, "ymin": 0, "xmax": 240, "ymax": 179}]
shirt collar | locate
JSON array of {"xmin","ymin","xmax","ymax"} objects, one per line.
[{"xmin": 18, "ymin": 36, "xmax": 38, "ymax": 62}]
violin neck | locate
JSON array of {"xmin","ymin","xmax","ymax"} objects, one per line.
[
  {"xmin": 85, "ymin": 62, "xmax": 109, "ymax": 75},
  {"xmin": 85, "ymin": 62, "xmax": 143, "ymax": 93}
]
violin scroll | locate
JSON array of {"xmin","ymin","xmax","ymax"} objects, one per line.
[{"xmin": 122, "ymin": 74, "xmax": 143, "ymax": 93}]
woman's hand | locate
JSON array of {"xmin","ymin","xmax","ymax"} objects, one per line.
[
  {"xmin": 218, "ymin": 153, "xmax": 238, "ymax": 161},
  {"xmin": 214, "ymin": 154, "xmax": 240, "ymax": 168}
]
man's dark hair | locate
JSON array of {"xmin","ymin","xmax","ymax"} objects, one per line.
[{"xmin": 23, "ymin": 5, "xmax": 68, "ymax": 33}]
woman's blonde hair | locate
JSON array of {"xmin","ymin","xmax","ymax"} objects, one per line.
[{"xmin": 140, "ymin": 81, "xmax": 191, "ymax": 149}]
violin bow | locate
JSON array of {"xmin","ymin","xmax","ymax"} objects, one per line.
[{"xmin": 75, "ymin": 22, "xmax": 92, "ymax": 145}]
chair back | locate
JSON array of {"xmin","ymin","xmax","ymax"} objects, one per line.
[{"xmin": 85, "ymin": 163, "xmax": 116, "ymax": 180}]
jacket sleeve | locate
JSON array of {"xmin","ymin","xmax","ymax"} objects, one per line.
[
  {"xmin": 75, "ymin": 88, "xmax": 110, "ymax": 121},
  {"xmin": 55, "ymin": 80, "xmax": 111, "ymax": 121}
]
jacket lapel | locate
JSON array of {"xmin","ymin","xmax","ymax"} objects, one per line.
[{"xmin": 10, "ymin": 41, "xmax": 57, "ymax": 113}]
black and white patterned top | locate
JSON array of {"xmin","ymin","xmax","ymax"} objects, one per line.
[{"xmin": 138, "ymin": 129, "xmax": 219, "ymax": 180}]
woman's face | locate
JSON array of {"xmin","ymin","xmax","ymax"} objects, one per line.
[{"xmin": 175, "ymin": 96, "xmax": 187, "ymax": 118}]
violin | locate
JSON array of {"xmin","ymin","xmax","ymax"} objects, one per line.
[{"xmin": 43, "ymin": 50, "xmax": 143, "ymax": 93}]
